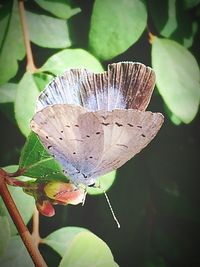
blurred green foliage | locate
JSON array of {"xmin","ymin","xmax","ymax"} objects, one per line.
[{"xmin": 0, "ymin": 0, "xmax": 199, "ymax": 266}]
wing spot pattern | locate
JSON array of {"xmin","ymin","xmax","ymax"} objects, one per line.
[
  {"xmin": 86, "ymin": 135, "xmax": 90, "ymax": 138},
  {"xmin": 65, "ymin": 125, "xmax": 70, "ymax": 128},
  {"xmin": 96, "ymin": 132, "xmax": 101, "ymax": 135},
  {"xmin": 46, "ymin": 136, "xmax": 48, "ymax": 139},
  {"xmin": 137, "ymin": 125, "xmax": 142, "ymax": 128},
  {"xmin": 102, "ymin": 122, "xmax": 110, "ymax": 126},
  {"xmin": 89, "ymin": 156, "xmax": 93, "ymax": 158},
  {"xmin": 73, "ymin": 152, "xmax": 76, "ymax": 154},
  {"xmin": 127, "ymin": 123, "xmax": 133, "ymax": 127},
  {"xmin": 141, "ymin": 134, "xmax": 146, "ymax": 137},
  {"xmin": 47, "ymin": 145, "xmax": 52, "ymax": 149},
  {"xmin": 59, "ymin": 137, "xmax": 63, "ymax": 140},
  {"xmin": 115, "ymin": 122, "xmax": 123, "ymax": 127},
  {"xmin": 75, "ymin": 124, "xmax": 79, "ymax": 127},
  {"xmin": 61, "ymin": 130, "xmax": 64, "ymax": 133},
  {"xmin": 82, "ymin": 173, "xmax": 88, "ymax": 179}
]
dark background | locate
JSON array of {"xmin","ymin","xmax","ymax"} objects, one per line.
[{"xmin": 0, "ymin": 1, "xmax": 200, "ymax": 267}]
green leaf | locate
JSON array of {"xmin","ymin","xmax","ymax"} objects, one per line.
[
  {"xmin": 41, "ymin": 48, "xmax": 103, "ymax": 75},
  {"xmin": 0, "ymin": 166, "xmax": 35, "ymax": 236},
  {"xmin": 161, "ymin": 0, "xmax": 177, "ymax": 37},
  {"xmin": 164, "ymin": 103, "xmax": 182, "ymax": 125},
  {"xmin": 87, "ymin": 171, "xmax": 116, "ymax": 195},
  {"xmin": 0, "ymin": 3, "xmax": 10, "ymax": 47},
  {"xmin": 33, "ymin": 72, "xmax": 54, "ymax": 91},
  {"xmin": 43, "ymin": 227, "xmax": 88, "ymax": 257},
  {"xmin": 149, "ymin": 0, "xmax": 198, "ymax": 48},
  {"xmin": 0, "ymin": 0, "xmax": 25, "ymax": 85},
  {"xmin": 171, "ymin": 1, "xmax": 198, "ymax": 48},
  {"xmin": 152, "ymin": 37, "xmax": 200, "ymax": 123},
  {"xmin": 149, "ymin": 0, "xmax": 177, "ymax": 38},
  {"xmin": 0, "ymin": 236, "xmax": 33, "ymax": 267},
  {"xmin": 0, "ymin": 215, "xmax": 10, "ymax": 256},
  {"xmin": 0, "ymin": 191, "xmax": 10, "ymax": 252},
  {"xmin": 7, "ymin": 186, "xmax": 35, "ymax": 236},
  {"xmin": 169, "ymin": 113, "xmax": 182, "ymax": 126},
  {"xmin": 19, "ymin": 132, "xmax": 67, "ymax": 181},
  {"xmin": 58, "ymin": 231, "xmax": 119, "ymax": 267},
  {"xmin": 0, "ymin": 83, "xmax": 16, "ymax": 103},
  {"xmin": 26, "ymin": 11, "xmax": 71, "ymax": 49},
  {"xmin": 34, "ymin": 0, "xmax": 81, "ymax": 19},
  {"xmin": 15, "ymin": 72, "xmax": 40, "ymax": 136},
  {"xmin": 89, "ymin": 0, "xmax": 147, "ymax": 60},
  {"xmin": 181, "ymin": 21, "xmax": 198, "ymax": 48}
]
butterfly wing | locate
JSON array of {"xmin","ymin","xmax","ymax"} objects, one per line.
[
  {"xmin": 87, "ymin": 109, "xmax": 164, "ymax": 178},
  {"xmin": 31, "ymin": 104, "xmax": 104, "ymax": 185},
  {"xmin": 36, "ymin": 69, "xmax": 93, "ymax": 112},
  {"xmin": 107, "ymin": 62, "xmax": 155, "ymax": 110},
  {"xmin": 36, "ymin": 62, "xmax": 155, "ymax": 112}
]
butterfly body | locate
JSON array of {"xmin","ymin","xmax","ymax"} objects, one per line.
[{"xmin": 31, "ymin": 62, "xmax": 164, "ymax": 187}]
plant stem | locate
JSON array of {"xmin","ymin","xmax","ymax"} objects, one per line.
[
  {"xmin": 18, "ymin": 0, "xmax": 37, "ymax": 72},
  {"xmin": 0, "ymin": 168, "xmax": 47, "ymax": 267},
  {"xmin": 32, "ymin": 208, "xmax": 42, "ymax": 246}
]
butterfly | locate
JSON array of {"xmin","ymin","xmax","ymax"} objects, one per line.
[{"xmin": 31, "ymin": 62, "xmax": 164, "ymax": 187}]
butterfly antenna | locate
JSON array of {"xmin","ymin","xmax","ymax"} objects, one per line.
[{"xmin": 99, "ymin": 184, "xmax": 120, "ymax": 229}]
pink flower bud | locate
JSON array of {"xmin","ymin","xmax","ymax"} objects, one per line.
[
  {"xmin": 44, "ymin": 182, "xmax": 85, "ymax": 205},
  {"xmin": 36, "ymin": 199, "xmax": 55, "ymax": 217}
]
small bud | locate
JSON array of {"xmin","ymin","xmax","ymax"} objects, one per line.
[
  {"xmin": 36, "ymin": 199, "xmax": 55, "ymax": 217},
  {"xmin": 44, "ymin": 182, "xmax": 85, "ymax": 205}
]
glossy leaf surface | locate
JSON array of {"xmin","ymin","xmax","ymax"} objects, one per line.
[
  {"xmin": 0, "ymin": 83, "xmax": 16, "ymax": 103},
  {"xmin": 15, "ymin": 72, "xmax": 40, "ymax": 136},
  {"xmin": 44, "ymin": 227, "xmax": 88, "ymax": 256},
  {"xmin": 152, "ymin": 37, "xmax": 200, "ymax": 123},
  {"xmin": 41, "ymin": 48, "xmax": 103, "ymax": 75},
  {"xmin": 19, "ymin": 132, "xmax": 67, "ymax": 180},
  {"xmin": 59, "ymin": 231, "xmax": 119, "ymax": 267},
  {"xmin": 0, "ymin": 0, "xmax": 25, "ymax": 85},
  {"xmin": 0, "ymin": 236, "xmax": 33, "ymax": 267},
  {"xmin": 0, "ymin": 166, "xmax": 35, "ymax": 236},
  {"xmin": 26, "ymin": 11, "xmax": 71, "ymax": 48},
  {"xmin": 89, "ymin": 0, "xmax": 147, "ymax": 60},
  {"xmin": 34, "ymin": 0, "xmax": 81, "ymax": 19}
]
